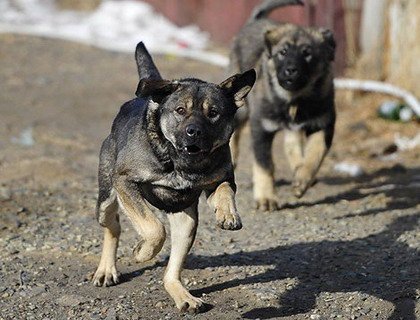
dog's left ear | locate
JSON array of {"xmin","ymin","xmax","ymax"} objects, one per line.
[
  {"xmin": 136, "ymin": 79, "xmax": 179, "ymax": 103},
  {"xmin": 220, "ymin": 69, "xmax": 256, "ymax": 108},
  {"xmin": 321, "ymin": 29, "xmax": 336, "ymax": 61}
]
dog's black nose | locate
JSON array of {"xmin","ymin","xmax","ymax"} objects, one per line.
[
  {"xmin": 284, "ymin": 67, "xmax": 298, "ymax": 77},
  {"xmin": 186, "ymin": 124, "xmax": 202, "ymax": 137}
]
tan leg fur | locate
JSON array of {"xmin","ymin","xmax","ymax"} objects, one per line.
[
  {"xmin": 293, "ymin": 130, "xmax": 327, "ymax": 197},
  {"xmin": 253, "ymin": 161, "xmax": 278, "ymax": 211},
  {"xmin": 115, "ymin": 178, "xmax": 166, "ymax": 263},
  {"xmin": 284, "ymin": 129, "xmax": 305, "ymax": 173},
  {"xmin": 229, "ymin": 125, "xmax": 244, "ymax": 168},
  {"xmin": 93, "ymin": 190, "xmax": 121, "ymax": 287},
  {"xmin": 164, "ymin": 205, "xmax": 205, "ymax": 313},
  {"xmin": 207, "ymin": 181, "xmax": 242, "ymax": 230}
]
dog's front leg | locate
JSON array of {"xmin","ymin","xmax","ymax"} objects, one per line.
[
  {"xmin": 164, "ymin": 203, "xmax": 205, "ymax": 313},
  {"xmin": 207, "ymin": 181, "xmax": 242, "ymax": 230},
  {"xmin": 114, "ymin": 177, "xmax": 166, "ymax": 262},
  {"xmin": 284, "ymin": 129, "xmax": 305, "ymax": 174},
  {"xmin": 230, "ymin": 125, "xmax": 244, "ymax": 168},
  {"xmin": 293, "ymin": 129, "xmax": 328, "ymax": 197},
  {"xmin": 251, "ymin": 122, "xmax": 278, "ymax": 211}
]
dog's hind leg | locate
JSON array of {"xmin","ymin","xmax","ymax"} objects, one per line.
[
  {"xmin": 115, "ymin": 178, "xmax": 166, "ymax": 263},
  {"xmin": 93, "ymin": 137, "xmax": 121, "ymax": 287},
  {"xmin": 93, "ymin": 189, "xmax": 121, "ymax": 287},
  {"xmin": 164, "ymin": 203, "xmax": 205, "ymax": 313}
]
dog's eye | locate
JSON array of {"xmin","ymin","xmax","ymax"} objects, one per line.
[
  {"xmin": 302, "ymin": 47, "xmax": 312, "ymax": 58},
  {"xmin": 279, "ymin": 48, "xmax": 288, "ymax": 56},
  {"xmin": 175, "ymin": 106, "xmax": 186, "ymax": 115},
  {"xmin": 208, "ymin": 109, "xmax": 219, "ymax": 118}
]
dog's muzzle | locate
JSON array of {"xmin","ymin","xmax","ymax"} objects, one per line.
[{"xmin": 177, "ymin": 124, "xmax": 212, "ymax": 157}]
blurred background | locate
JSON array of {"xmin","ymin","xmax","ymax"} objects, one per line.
[
  {"xmin": 142, "ymin": 0, "xmax": 419, "ymax": 94},
  {"xmin": 1, "ymin": 0, "xmax": 419, "ymax": 89}
]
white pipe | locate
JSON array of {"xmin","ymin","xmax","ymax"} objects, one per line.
[{"xmin": 334, "ymin": 78, "xmax": 420, "ymax": 117}]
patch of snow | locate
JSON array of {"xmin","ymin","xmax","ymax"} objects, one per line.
[
  {"xmin": 394, "ymin": 133, "xmax": 420, "ymax": 151},
  {"xmin": 0, "ymin": 0, "xmax": 229, "ymax": 66},
  {"xmin": 333, "ymin": 162, "xmax": 364, "ymax": 177},
  {"xmin": 11, "ymin": 126, "xmax": 35, "ymax": 146}
]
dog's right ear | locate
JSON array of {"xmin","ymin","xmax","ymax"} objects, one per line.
[
  {"xmin": 265, "ymin": 28, "xmax": 285, "ymax": 57},
  {"xmin": 136, "ymin": 79, "xmax": 179, "ymax": 103},
  {"xmin": 135, "ymin": 42, "xmax": 161, "ymax": 80}
]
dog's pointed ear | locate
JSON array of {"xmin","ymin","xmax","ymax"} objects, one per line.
[
  {"xmin": 135, "ymin": 41, "xmax": 162, "ymax": 80},
  {"xmin": 136, "ymin": 79, "xmax": 179, "ymax": 103},
  {"xmin": 264, "ymin": 28, "xmax": 282, "ymax": 57},
  {"xmin": 320, "ymin": 29, "xmax": 336, "ymax": 61},
  {"xmin": 220, "ymin": 69, "xmax": 256, "ymax": 108}
]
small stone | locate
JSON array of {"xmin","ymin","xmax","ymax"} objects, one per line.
[
  {"xmin": 0, "ymin": 186, "xmax": 12, "ymax": 200},
  {"xmin": 155, "ymin": 301, "xmax": 164, "ymax": 308},
  {"xmin": 56, "ymin": 294, "xmax": 86, "ymax": 307},
  {"xmin": 105, "ymin": 307, "xmax": 117, "ymax": 320}
]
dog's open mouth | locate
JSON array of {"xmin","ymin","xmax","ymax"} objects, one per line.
[{"xmin": 183, "ymin": 145, "xmax": 203, "ymax": 155}]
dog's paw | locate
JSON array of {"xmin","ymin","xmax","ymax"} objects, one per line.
[
  {"xmin": 165, "ymin": 280, "xmax": 206, "ymax": 314},
  {"xmin": 215, "ymin": 206, "xmax": 242, "ymax": 230},
  {"xmin": 92, "ymin": 266, "xmax": 120, "ymax": 287},
  {"xmin": 255, "ymin": 198, "xmax": 278, "ymax": 212},
  {"xmin": 293, "ymin": 167, "xmax": 314, "ymax": 198},
  {"xmin": 178, "ymin": 293, "xmax": 206, "ymax": 314},
  {"xmin": 133, "ymin": 239, "xmax": 156, "ymax": 263},
  {"xmin": 132, "ymin": 229, "xmax": 166, "ymax": 263}
]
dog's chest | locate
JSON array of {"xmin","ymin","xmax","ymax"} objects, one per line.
[
  {"xmin": 138, "ymin": 171, "xmax": 214, "ymax": 212},
  {"xmin": 139, "ymin": 181, "xmax": 201, "ymax": 212},
  {"xmin": 153, "ymin": 171, "xmax": 195, "ymax": 190},
  {"xmin": 261, "ymin": 105, "xmax": 306, "ymax": 132}
]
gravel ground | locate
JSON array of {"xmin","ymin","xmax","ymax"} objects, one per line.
[{"xmin": 0, "ymin": 34, "xmax": 419, "ymax": 320}]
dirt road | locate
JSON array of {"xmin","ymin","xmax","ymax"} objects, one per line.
[{"xmin": 0, "ymin": 35, "xmax": 419, "ymax": 320}]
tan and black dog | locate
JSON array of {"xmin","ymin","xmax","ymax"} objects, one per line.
[
  {"xmin": 230, "ymin": 0, "xmax": 336, "ymax": 211},
  {"xmin": 92, "ymin": 42, "xmax": 255, "ymax": 312}
]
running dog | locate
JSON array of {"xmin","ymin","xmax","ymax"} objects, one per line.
[
  {"xmin": 92, "ymin": 42, "xmax": 255, "ymax": 312},
  {"xmin": 230, "ymin": 0, "xmax": 336, "ymax": 211}
]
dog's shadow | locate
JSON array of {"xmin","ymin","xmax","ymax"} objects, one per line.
[
  {"xmin": 186, "ymin": 166, "xmax": 420, "ymax": 319},
  {"xmin": 282, "ymin": 165, "xmax": 419, "ymax": 218},
  {"xmin": 188, "ymin": 213, "xmax": 419, "ymax": 319}
]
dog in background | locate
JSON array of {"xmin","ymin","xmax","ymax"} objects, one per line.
[
  {"xmin": 230, "ymin": 0, "xmax": 336, "ymax": 211},
  {"xmin": 92, "ymin": 42, "xmax": 255, "ymax": 312}
]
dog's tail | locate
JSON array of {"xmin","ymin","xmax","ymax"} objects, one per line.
[
  {"xmin": 135, "ymin": 42, "xmax": 162, "ymax": 80},
  {"xmin": 250, "ymin": 0, "xmax": 304, "ymax": 21}
]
